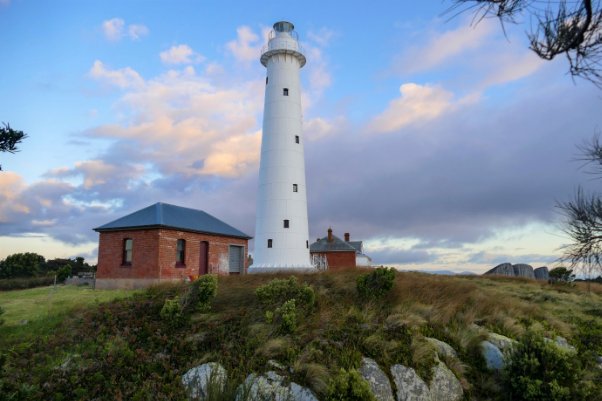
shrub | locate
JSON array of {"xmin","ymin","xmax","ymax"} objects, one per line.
[
  {"xmin": 276, "ymin": 299, "xmax": 297, "ymax": 334},
  {"xmin": 160, "ymin": 296, "xmax": 184, "ymax": 326},
  {"xmin": 255, "ymin": 276, "xmax": 315, "ymax": 310},
  {"xmin": 504, "ymin": 331, "xmax": 588, "ymax": 401},
  {"xmin": 0, "ymin": 275, "xmax": 55, "ymax": 290},
  {"xmin": 182, "ymin": 274, "xmax": 218, "ymax": 312},
  {"xmin": 356, "ymin": 267, "xmax": 396, "ymax": 299},
  {"xmin": 56, "ymin": 264, "xmax": 72, "ymax": 283},
  {"xmin": 0, "ymin": 305, "xmax": 4, "ymax": 327},
  {"xmin": 324, "ymin": 368, "xmax": 376, "ymax": 401}
]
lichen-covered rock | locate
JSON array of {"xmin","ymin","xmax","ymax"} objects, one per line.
[
  {"xmin": 480, "ymin": 341, "xmax": 505, "ymax": 371},
  {"xmin": 487, "ymin": 332, "xmax": 516, "ymax": 353},
  {"xmin": 484, "ymin": 263, "xmax": 535, "ymax": 279},
  {"xmin": 544, "ymin": 336, "xmax": 577, "ymax": 354},
  {"xmin": 426, "ymin": 338, "xmax": 458, "ymax": 360},
  {"xmin": 359, "ymin": 357, "xmax": 394, "ymax": 401},
  {"xmin": 512, "ymin": 264, "xmax": 535, "ymax": 279},
  {"xmin": 484, "ymin": 263, "xmax": 514, "ymax": 276},
  {"xmin": 239, "ymin": 371, "xmax": 318, "ymax": 401},
  {"xmin": 534, "ymin": 266, "xmax": 549, "ymax": 280},
  {"xmin": 429, "ymin": 362, "xmax": 463, "ymax": 401},
  {"xmin": 182, "ymin": 362, "xmax": 227, "ymax": 400},
  {"xmin": 390, "ymin": 364, "xmax": 430, "ymax": 401}
]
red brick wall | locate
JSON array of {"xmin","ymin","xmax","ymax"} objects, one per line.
[
  {"xmin": 312, "ymin": 251, "xmax": 356, "ymax": 270},
  {"xmin": 96, "ymin": 228, "xmax": 248, "ymax": 281},
  {"xmin": 97, "ymin": 230, "xmax": 160, "ymax": 279}
]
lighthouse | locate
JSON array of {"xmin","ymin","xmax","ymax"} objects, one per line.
[{"xmin": 249, "ymin": 21, "xmax": 315, "ymax": 272}]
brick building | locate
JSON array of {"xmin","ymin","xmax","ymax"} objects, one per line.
[
  {"xmin": 94, "ymin": 202, "xmax": 252, "ymax": 289},
  {"xmin": 309, "ymin": 228, "xmax": 372, "ymax": 270}
]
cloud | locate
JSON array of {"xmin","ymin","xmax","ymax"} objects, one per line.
[
  {"xmin": 307, "ymin": 28, "xmax": 336, "ymax": 47},
  {"xmin": 102, "ymin": 18, "xmax": 149, "ymax": 42},
  {"xmin": 369, "ymin": 83, "xmax": 469, "ymax": 134},
  {"xmin": 88, "ymin": 60, "xmax": 144, "ymax": 89},
  {"xmin": 102, "ymin": 18, "xmax": 125, "ymax": 41},
  {"xmin": 128, "ymin": 24, "xmax": 149, "ymax": 40},
  {"xmin": 160, "ymin": 44, "xmax": 205, "ymax": 65},
  {"xmin": 226, "ymin": 26, "xmax": 261, "ymax": 63}
]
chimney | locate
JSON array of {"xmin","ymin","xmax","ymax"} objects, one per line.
[
  {"xmin": 344, "ymin": 232, "xmax": 350, "ymax": 242},
  {"xmin": 327, "ymin": 228, "xmax": 333, "ymax": 242}
]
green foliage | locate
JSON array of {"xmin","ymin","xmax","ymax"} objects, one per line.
[
  {"xmin": 324, "ymin": 369, "xmax": 376, "ymax": 401},
  {"xmin": 56, "ymin": 264, "xmax": 71, "ymax": 283},
  {"xmin": 356, "ymin": 267, "xmax": 396, "ymax": 299},
  {"xmin": 160, "ymin": 296, "xmax": 184, "ymax": 326},
  {"xmin": 0, "ymin": 253, "xmax": 45, "ymax": 279},
  {"xmin": 182, "ymin": 274, "xmax": 218, "ymax": 312},
  {"xmin": 255, "ymin": 276, "xmax": 315, "ymax": 310},
  {"xmin": 0, "ymin": 276, "xmax": 55, "ymax": 291},
  {"xmin": 504, "ymin": 331, "xmax": 587, "ymax": 401},
  {"xmin": 276, "ymin": 299, "xmax": 297, "ymax": 334},
  {"xmin": 0, "ymin": 122, "xmax": 27, "ymax": 171},
  {"xmin": 549, "ymin": 267, "xmax": 575, "ymax": 284},
  {"xmin": 0, "ymin": 305, "xmax": 4, "ymax": 327}
]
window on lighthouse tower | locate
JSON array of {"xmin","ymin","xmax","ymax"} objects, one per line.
[
  {"xmin": 284, "ymin": 219, "xmax": 290, "ymax": 228},
  {"xmin": 283, "ymin": 88, "xmax": 289, "ymax": 96},
  {"xmin": 295, "ymin": 135, "xmax": 300, "ymax": 144},
  {"xmin": 293, "ymin": 184, "xmax": 298, "ymax": 192},
  {"xmin": 268, "ymin": 239, "xmax": 273, "ymax": 248}
]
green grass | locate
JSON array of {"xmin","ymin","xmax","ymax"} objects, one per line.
[{"xmin": 0, "ymin": 284, "xmax": 137, "ymax": 346}]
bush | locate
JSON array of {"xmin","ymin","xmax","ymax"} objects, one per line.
[
  {"xmin": 255, "ymin": 276, "xmax": 315, "ymax": 310},
  {"xmin": 504, "ymin": 331, "xmax": 588, "ymax": 401},
  {"xmin": 182, "ymin": 274, "xmax": 218, "ymax": 312},
  {"xmin": 0, "ymin": 275, "xmax": 55, "ymax": 290},
  {"xmin": 56, "ymin": 264, "xmax": 72, "ymax": 283},
  {"xmin": 0, "ymin": 305, "xmax": 4, "ymax": 327},
  {"xmin": 324, "ymin": 369, "xmax": 376, "ymax": 401},
  {"xmin": 276, "ymin": 299, "xmax": 297, "ymax": 334},
  {"xmin": 160, "ymin": 296, "xmax": 184, "ymax": 326},
  {"xmin": 356, "ymin": 267, "xmax": 396, "ymax": 299}
]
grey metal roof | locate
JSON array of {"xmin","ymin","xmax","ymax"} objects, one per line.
[
  {"xmin": 310, "ymin": 235, "xmax": 357, "ymax": 253},
  {"xmin": 94, "ymin": 202, "xmax": 252, "ymax": 239},
  {"xmin": 348, "ymin": 241, "xmax": 363, "ymax": 253}
]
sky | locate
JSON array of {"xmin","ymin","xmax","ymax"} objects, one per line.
[{"xmin": 1, "ymin": 0, "xmax": 601, "ymax": 273}]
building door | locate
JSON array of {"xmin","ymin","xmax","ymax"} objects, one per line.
[
  {"xmin": 228, "ymin": 245, "xmax": 244, "ymax": 274},
  {"xmin": 199, "ymin": 241, "xmax": 209, "ymax": 275}
]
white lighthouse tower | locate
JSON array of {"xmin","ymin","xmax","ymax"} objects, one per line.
[{"xmin": 249, "ymin": 21, "xmax": 315, "ymax": 272}]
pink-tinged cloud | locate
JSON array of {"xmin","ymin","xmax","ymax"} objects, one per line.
[
  {"xmin": 226, "ymin": 26, "xmax": 261, "ymax": 63},
  {"xmin": 102, "ymin": 18, "xmax": 125, "ymax": 41},
  {"xmin": 160, "ymin": 44, "xmax": 205, "ymax": 65},
  {"xmin": 128, "ymin": 24, "xmax": 149, "ymax": 40},
  {"xmin": 88, "ymin": 60, "xmax": 144, "ymax": 89},
  {"xmin": 0, "ymin": 172, "xmax": 29, "ymax": 221}
]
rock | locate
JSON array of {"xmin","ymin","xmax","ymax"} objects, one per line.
[
  {"xmin": 484, "ymin": 263, "xmax": 514, "ymax": 277},
  {"xmin": 390, "ymin": 364, "xmax": 431, "ymax": 401},
  {"xmin": 544, "ymin": 336, "xmax": 577, "ymax": 353},
  {"xmin": 267, "ymin": 359, "xmax": 286, "ymax": 371},
  {"xmin": 239, "ymin": 371, "xmax": 318, "ymax": 401},
  {"xmin": 425, "ymin": 338, "xmax": 457, "ymax": 360},
  {"xmin": 534, "ymin": 266, "xmax": 549, "ymax": 281},
  {"xmin": 480, "ymin": 341, "xmax": 505, "ymax": 371},
  {"xmin": 487, "ymin": 333, "xmax": 517, "ymax": 353},
  {"xmin": 429, "ymin": 362, "xmax": 463, "ymax": 401},
  {"xmin": 484, "ymin": 263, "xmax": 535, "ymax": 279},
  {"xmin": 359, "ymin": 357, "xmax": 394, "ymax": 401},
  {"xmin": 182, "ymin": 362, "xmax": 227, "ymax": 400},
  {"xmin": 596, "ymin": 355, "xmax": 602, "ymax": 370}
]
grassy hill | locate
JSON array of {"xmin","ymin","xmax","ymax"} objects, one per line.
[{"xmin": 0, "ymin": 270, "xmax": 601, "ymax": 400}]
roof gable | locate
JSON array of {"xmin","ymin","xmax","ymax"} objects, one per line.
[
  {"xmin": 94, "ymin": 202, "xmax": 252, "ymax": 239},
  {"xmin": 310, "ymin": 235, "xmax": 357, "ymax": 252}
]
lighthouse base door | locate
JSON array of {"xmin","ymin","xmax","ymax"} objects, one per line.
[{"xmin": 228, "ymin": 245, "xmax": 244, "ymax": 274}]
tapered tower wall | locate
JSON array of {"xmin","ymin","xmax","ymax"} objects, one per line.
[{"xmin": 250, "ymin": 21, "xmax": 314, "ymax": 270}]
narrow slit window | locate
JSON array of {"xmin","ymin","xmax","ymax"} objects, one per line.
[
  {"xmin": 267, "ymin": 239, "xmax": 273, "ymax": 248},
  {"xmin": 295, "ymin": 135, "xmax": 300, "ymax": 144},
  {"xmin": 122, "ymin": 238, "xmax": 133, "ymax": 265},
  {"xmin": 284, "ymin": 219, "xmax": 290, "ymax": 228},
  {"xmin": 283, "ymin": 88, "xmax": 289, "ymax": 96},
  {"xmin": 176, "ymin": 239, "xmax": 186, "ymax": 266},
  {"xmin": 266, "ymin": 76, "xmax": 268, "ymax": 85},
  {"xmin": 293, "ymin": 184, "xmax": 298, "ymax": 192},
  {"xmin": 306, "ymin": 240, "xmax": 309, "ymax": 249}
]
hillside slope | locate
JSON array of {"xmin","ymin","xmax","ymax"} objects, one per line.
[{"xmin": 1, "ymin": 270, "xmax": 601, "ymax": 400}]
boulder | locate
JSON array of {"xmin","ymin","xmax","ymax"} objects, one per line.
[
  {"xmin": 425, "ymin": 338, "xmax": 457, "ymax": 360},
  {"xmin": 359, "ymin": 357, "xmax": 395, "ymax": 401},
  {"xmin": 239, "ymin": 371, "xmax": 318, "ymax": 401},
  {"xmin": 512, "ymin": 264, "xmax": 535, "ymax": 279},
  {"xmin": 534, "ymin": 266, "xmax": 549, "ymax": 281},
  {"xmin": 480, "ymin": 341, "xmax": 505, "ymax": 371},
  {"xmin": 182, "ymin": 362, "xmax": 227, "ymax": 400},
  {"xmin": 390, "ymin": 364, "xmax": 431, "ymax": 401},
  {"xmin": 484, "ymin": 263, "xmax": 535, "ymax": 279},
  {"xmin": 487, "ymin": 332, "xmax": 517, "ymax": 353},
  {"xmin": 545, "ymin": 336, "xmax": 577, "ymax": 354},
  {"xmin": 429, "ymin": 362, "xmax": 463, "ymax": 401}
]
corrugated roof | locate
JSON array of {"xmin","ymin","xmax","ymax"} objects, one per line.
[
  {"xmin": 348, "ymin": 241, "xmax": 363, "ymax": 253},
  {"xmin": 310, "ymin": 235, "xmax": 357, "ymax": 253},
  {"xmin": 93, "ymin": 202, "xmax": 252, "ymax": 239}
]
